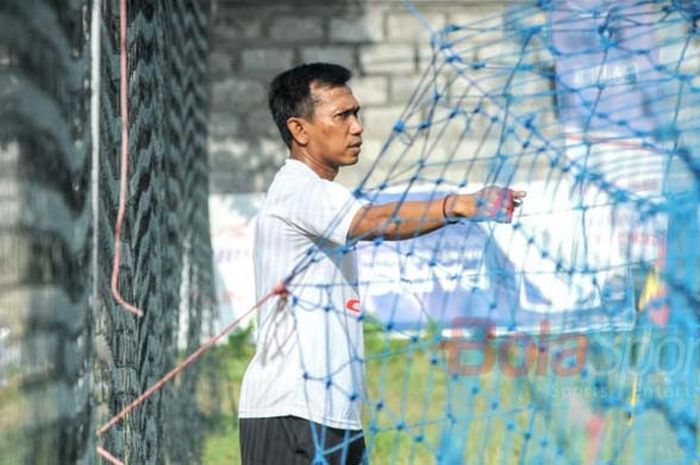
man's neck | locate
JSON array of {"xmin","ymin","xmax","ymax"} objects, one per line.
[{"xmin": 289, "ymin": 149, "xmax": 337, "ymax": 181}]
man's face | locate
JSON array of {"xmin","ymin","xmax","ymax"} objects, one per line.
[{"xmin": 304, "ymin": 83, "xmax": 363, "ymax": 168}]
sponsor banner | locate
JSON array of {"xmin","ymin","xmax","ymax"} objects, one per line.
[
  {"xmin": 357, "ymin": 185, "xmax": 637, "ymax": 332},
  {"xmin": 209, "ymin": 194, "xmax": 262, "ymax": 334}
]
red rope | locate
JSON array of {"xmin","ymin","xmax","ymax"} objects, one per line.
[
  {"xmin": 110, "ymin": 0, "xmax": 143, "ymax": 317},
  {"xmin": 96, "ymin": 446, "xmax": 125, "ymax": 465},
  {"xmin": 96, "ymin": 282, "xmax": 286, "ymax": 438}
]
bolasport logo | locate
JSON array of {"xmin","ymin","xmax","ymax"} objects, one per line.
[{"xmin": 442, "ymin": 316, "xmax": 700, "ymax": 379}]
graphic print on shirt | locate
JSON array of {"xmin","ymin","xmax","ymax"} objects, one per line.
[{"xmin": 345, "ymin": 298, "xmax": 361, "ymax": 313}]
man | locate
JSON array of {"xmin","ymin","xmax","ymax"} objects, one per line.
[{"xmin": 238, "ymin": 62, "xmax": 525, "ymax": 465}]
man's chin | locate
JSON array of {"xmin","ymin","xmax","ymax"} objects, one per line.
[{"xmin": 341, "ymin": 152, "xmax": 360, "ymax": 166}]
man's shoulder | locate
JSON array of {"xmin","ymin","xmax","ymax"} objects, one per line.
[
  {"xmin": 267, "ymin": 172, "xmax": 314, "ymax": 202},
  {"xmin": 268, "ymin": 162, "xmax": 336, "ymax": 200}
]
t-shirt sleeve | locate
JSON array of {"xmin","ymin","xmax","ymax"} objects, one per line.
[{"xmin": 287, "ymin": 179, "xmax": 366, "ymax": 245}]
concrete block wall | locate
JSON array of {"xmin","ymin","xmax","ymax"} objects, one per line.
[
  {"xmin": 207, "ymin": 0, "xmax": 519, "ymax": 193},
  {"xmin": 208, "ymin": 1, "xmax": 700, "ymax": 195}
]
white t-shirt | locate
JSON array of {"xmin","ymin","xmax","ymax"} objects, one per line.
[{"xmin": 239, "ymin": 159, "xmax": 366, "ymax": 430}]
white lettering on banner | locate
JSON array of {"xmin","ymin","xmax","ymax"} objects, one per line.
[{"xmin": 571, "ymin": 63, "xmax": 640, "ymax": 88}]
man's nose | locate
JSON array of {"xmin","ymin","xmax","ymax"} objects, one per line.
[{"xmin": 350, "ymin": 115, "xmax": 363, "ymax": 135}]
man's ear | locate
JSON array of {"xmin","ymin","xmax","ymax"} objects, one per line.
[{"xmin": 287, "ymin": 117, "xmax": 309, "ymax": 146}]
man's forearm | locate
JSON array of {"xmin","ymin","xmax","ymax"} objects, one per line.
[
  {"xmin": 348, "ymin": 195, "xmax": 474, "ymax": 241},
  {"xmin": 347, "ymin": 187, "xmax": 525, "ymax": 242}
]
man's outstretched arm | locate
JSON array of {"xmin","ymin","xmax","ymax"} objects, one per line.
[{"xmin": 347, "ymin": 186, "xmax": 526, "ymax": 242}]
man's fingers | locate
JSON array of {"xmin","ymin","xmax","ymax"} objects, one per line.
[
  {"xmin": 512, "ymin": 190, "xmax": 526, "ymax": 207},
  {"xmin": 477, "ymin": 187, "xmax": 525, "ymax": 221}
]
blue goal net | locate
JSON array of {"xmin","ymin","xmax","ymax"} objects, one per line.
[{"xmin": 286, "ymin": 1, "xmax": 700, "ymax": 463}]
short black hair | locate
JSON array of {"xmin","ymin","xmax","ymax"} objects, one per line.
[{"xmin": 268, "ymin": 62, "xmax": 352, "ymax": 148}]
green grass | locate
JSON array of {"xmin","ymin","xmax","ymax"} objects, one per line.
[
  {"xmin": 201, "ymin": 326, "xmax": 254, "ymax": 465},
  {"xmin": 201, "ymin": 325, "xmax": 698, "ymax": 464},
  {"xmin": 0, "ymin": 382, "xmax": 24, "ymax": 465}
]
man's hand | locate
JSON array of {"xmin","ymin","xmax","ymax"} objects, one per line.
[{"xmin": 446, "ymin": 186, "xmax": 526, "ymax": 223}]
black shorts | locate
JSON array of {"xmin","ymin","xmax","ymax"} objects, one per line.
[{"xmin": 239, "ymin": 416, "xmax": 367, "ymax": 465}]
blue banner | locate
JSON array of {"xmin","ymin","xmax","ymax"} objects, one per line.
[{"xmin": 551, "ymin": 1, "xmax": 662, "ymax": 135}]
